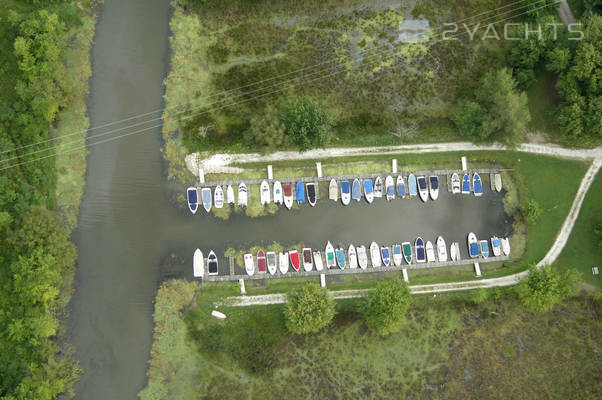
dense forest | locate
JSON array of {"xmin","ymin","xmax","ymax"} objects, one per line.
[{"xmin": 0, "ymin": 1, "xmax": 95, "ymax": 398}]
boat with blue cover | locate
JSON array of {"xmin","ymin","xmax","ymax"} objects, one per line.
[
  {"xmin": 396, "ymin": 175, "xmax": 406, "ymax": 197},
  {"xmin": 428, "ymin": 176, "xmax": 439, "ymax": 200},
  {"xmin": 187, "ymin": 187, "xmax": 198, "ymax": 214},
  {"xmin": 363, "ymin": 179, "xmax": 374, "ymax": 203},
  {"xmin": 201, "ymin": 187, "xmax": 212, "ymax": 212},
  {"xmin": 335, "ymin": 248, "xmax": 346, "ymax": 269},
  {"xmin": 340, "ymin": 180, "xmax": 351, "ymax": 205},
  {"xmin": 462, "ymin": 173, "xmax": 471, "ymax": 194},
  {"xmin": 479, "ymin": 239, "xmax": 489, "ymax": 258},
  {"xmin": 385, "ymin": 176, "xmax": 395, "ymax": 201},
  {"xmin": 296, "ymin": 182, "xmax": 305, "ymax": 204},
  {"xmin": 417, "ymin": 176, "xmax": 428, "ymax": 202},
  {"xmin": 415, "ymin": 237, "xmax": 426, "ymax": 263},
  {"xmin": 491, "ymin": 236, "xmax": 502, "ymax": 257},
  {"xmin": 473, "ymin": 172, "xmax": 483, "ymax": 196},
  {"xmin": 408, "ymin": 173, "xmax": 417, "ymax": 197},
  {"xmin": 392, "ymin": 244, "xmax": 402, "ymax": 266},
  {"xmin": 381, "ymin": 246, "xmax": 391, "ymax": 266},
  {"xmin": 352, "ymin": 178, "xmax": 361, "ymax": 201},
  {"xmin": 467, "ymin": 232, "xmax": 479, "ymax": 258}
]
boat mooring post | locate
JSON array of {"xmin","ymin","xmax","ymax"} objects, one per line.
[
  {"xmin": 229, "ymin": 256, "xmax": 235, "ymax": 276},
  {"xmin": 402, "ymin": 268, "xmax": 409, "ymax": 282},
  {"xmin": 267, "ymin": 165, "xmax": 273, "ymax": 180},
  {"xmin": 474, "ymin": 262, "xmax": 482, "ymax": 277},
  {"xmin": 198, "ymin": 167, "xmax": 205, "ymax": 184},
  {"xmin": 239, "ymin": 278, "xmax": 246, "ymax": 294},
  {"xmin": 461, "ymin": 156, "xmax": 467, "ymax": 171},
  {"xmin": 320, "ymin": 274, "xmax": 326, "ymax": 287},
  {"xmin": 392, "ymin": 159, "xmax": 397, "ymax": 173},
  {"xmin": 316, "ymin": 162, "xmax": 322, "ymax": 178}
]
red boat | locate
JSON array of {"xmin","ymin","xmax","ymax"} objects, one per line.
[
  {"xmin": 257, "ymin": 250, "xmax": 266, "ymax": 273},
  {"xmin": 289, "ymin": 250, "xmax": 300, "ymax": 272}
]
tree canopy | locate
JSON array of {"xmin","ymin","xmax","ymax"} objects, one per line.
[
  {"xmin": 361, "ymin": 278, "xmax": 412, "ymax": 335},
  {"xmin": 284, "ymin": 284, "xmax": 336, "ymax": 334},
  {"xmin": 516, "ymin": 265, "xmax": 580, "ymax": 312},
  {"xmin": 279, "ymin": 96, "xmax": 336, "ymax": 150}
]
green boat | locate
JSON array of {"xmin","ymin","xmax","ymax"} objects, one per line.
[{"xmin": 402, "ymin": 242, "xmax": 412, "ymax": 264}]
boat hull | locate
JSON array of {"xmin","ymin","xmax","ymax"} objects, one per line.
[
  {"xmin": 273, "ymin": 181, "xmax": 283, "ymax": 205},
  {"xmin": 193, "ymin": 249, "xmax": 203, "ymax": 277}
]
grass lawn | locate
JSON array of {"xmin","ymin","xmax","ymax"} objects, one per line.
[{"xmin": 554, "ymin": 171, "xmax": 602, "ymax": 290}]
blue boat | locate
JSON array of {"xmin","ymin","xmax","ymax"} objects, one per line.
[
  {"xmin": 363, "ymin": 179, "xmax": 374, "ymax": 203},
  {"xmin": 352, "ymin": 178, "xmax": 361, "ymax": 201},
  {"xmin": 186, "ymin": 187, "xmax": 198, "ymax": 214},
  {"xmin": 479, "ymin": 240, "xmax": 489, "ymax": 258},
  {"xmin": 408, "ymin": 173, "xmax": 417, "ymax": 197},
  {"xmin": 380, "ymin": 246, "xmax": 391, "ymax": 267},
  {"xmin": 468, "ymin": 232, "xmax": 479, "ymax": 258},
  {"xmin": 473, "ymin": 172, "xmax": 483, "ymax": 196},
  {"xmin": 340, "ymin": 180, "xmax": 351, "ymax": 205},
  {"xmin": 296, "ymin": 182, "xmax": 305, "ymax": 204},
  {"xmin": 396, "ymin": 175, "xmax": 406, "ymax": 197},
  {"xmin": 335, "ymin": 248, "xmax": 346, "ymax": 269},
  {"xmin": 415, "ymin": 237, "xmax": 426, "ymax": 263},
  {"xmin": 461, "ymin": 173, "xmax": 471, "ymax": 194}
]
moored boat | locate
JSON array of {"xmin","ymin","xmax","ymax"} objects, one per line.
[
  {"xmin": 501, "ymin": 237, "xmax": 511, "ymax": 256},
  {"xmin": 402, "ymin": 242, "xmax": 412, "ymax": 264},
  {"xmin": 238, "ymin": 182, "xmax": 248, "ymax": 207},
  {"xmin": 201, "ymin": 187, "xmax": 212, "ymax": 212},
  {"xmin": 494, "ymin": 173, "xmax": 502, "ymax": 192},
  {"xmin": 436, "ymin": 236, "xmax": 447, "ymax": 262},
  {"xmin": 348, "ymin": 244, "xmax": 358, "ymax": 269},
  {"xmin": 425, "ymin": 240, "xmax": 435, "ymax": 262},
  {"xmin": 479, "ymin": 239, "xmax": 489, "ymax": 258},
  {"xmin": 267, "ymin": 251, "xmax": 277, "ymax": 275},
  {"xmin": 278, "ymin": 252, "xmax": 289, "ymax": 274},
  {"xmin": 385, "ymin": 175, "xmax": 395, "ymax": 201},
  {"xmin": 257, "ymin": 250, "xmax": 267, "ymax": 273},
  {"xmin": 467, "ymin": 232, "xmax": 479, "ymax": 258},
  {"xmin": 357, "ymin": 245, "xmax": 368, "ymax": 269},
  {"xmin": 296, "ymin": 182, "xmax": 305, "ymax": 204},
  {"xmin": 187, "ymin": 187, "xmax": 199, "ymax": 214},
  {"xmin": 325, "ymin": 241, "xmax": 336, "ymax": 268},
  {"xmin": 381, "ymin": 246, "xmax": 391, "ymax": 266},
  {"xmin": 374, "ymin": 176, "xmax": 383, "ymax": 198},
  {"xmin": 207, "ymin": 250, "xmax": 218, "ymax": 276},
  {"xmin": 340, "ymin": 180, "xmax": 351, "ymax": 205},
  {"xmin": 273, "ymin": 181, "xmax": 283, "ymax": 205},
  {"xmin": 260, "ymin": 180, "xmax": 270, "ymax": 205},
  {"xmin": 370, "ymin": 242, "xmax": 381, "ymax": 267},
  {"xmin": 302, "ymin": 248, "xmax": 313, "ymax": 271},
  {"xmin": 473, "ymin": 172, "xmax": 483, "ymax": 197},
  {"xmin": 244, "ymin": 253, "xmax": 254, "ymax": 276},
  {"xmin": 214, "ymin": 185, "xmax": 224, "ymax": 209},
  {"xmin": 363, "ymin": 179, "xmax": 374, "ymax": 203},
  {"xmin": 335, "ymin": 248, "xmax": 346, "ymax": 269},
  {"xmin": 408, "ymin": 173, "xmax": 417, "ymax": 197},
  {"xmin": 454, "ymin": 242, "xmax": 461, "ymax": 260},
  {"xmin": 396, "ymin": 175, "xmax": 406, "ymax": 198},
  {"xmin": 193, "ymin": 248, "xmax": 204, "ymax": 277},
  {"xmin": 450, "ymin": 242, "xmax": 457, "ymax": 261},
  {"xmin": 392, "ymin": 244, "xmax": 402, "ymax": 266},
  {"xmin": 428, "ymin": 176, "xmax": 439, "ymax": 200},
  {"xmin": 451, "ymin": 173, "xmax": 461, "ymax": 194},
  {"xmin": 491, "ymin": 236, "xmax": 502, "ymax": 257},
  {"xmin": 352, "ymin": 178, "xmax": 361, "ymax": 202},
  {"xmin": 306, "ymin": 182, "xmax": 317, "ymax": 207},
  {"xmin": 415, "ymin": 237, "xmax": 426, "ymax": 263},
  {"xmin": 283, "ymin": 183, "xmax": 293, "ymax": 209},
  {"xmin": 289, "ymin": 249, "xmax": 301, "ymax": 271},
  {"xmin": 417, "ymin": 176, "xmax": 428, "ymax": 202},
  {"xmin": 461, "ymin": 173, "xmax": 471, "ymax": 194},
  {"xmin": 313, "ymin": 251, "xmax": 324, "ymax": 271},
  {"xmin": 328, "ymin": 179, "xmax": 338, "ymax": 201},
  {"xmin": 226, "ymin": 185, "xmax": 235, "ymax": 204}
]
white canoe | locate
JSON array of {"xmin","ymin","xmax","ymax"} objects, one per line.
[
  {"xmin": 244, "ymin": 253, "xmax": 254, "ymax": 276},
  {"xmin": 348, "ymin": 244, "xmax": 358, "ymax": 269},
  {"xmin": 374, "ymin": 176, "xmax": 383, "ymax": 198},
  {"xmin": 450, "ymin": 242, "xmax": 457, "ymax": 261},
  {"xmin": 425, "ymin": 241, "xmax": 435, "ymax": 262},
  {"xmin": 226, "ymin": 185, "xmax": 235, "ymax": 204},
  {"xmin": 313, "ymin": 251, "xmax": 324, "ymax": 271},
  {"xmin": 260, "ymin": 180, "xmax": 270, "ymax": 205},
  {"xmin": 266, "ymin": 251, "xmax": 277, "ymax": 275},
  {"xmin": 436, "ymin": 236, "xmax": 447, "ymax": 262},
  {"xmin": 385, "ymin": 175, "xmax": 395, "ymax": 201},
  {"xmin": 370, "ymin": 242, "xmax": 381, "ymax": 267},
  {"xmin": 328, "ymin": 179, "xmax": 338, "ymax": 201},
  {"xmin": 451, "ymin": 173, "xmax": 461, "ymax": 194},
  {"xmin": 494, "ymin": 173, "xmax": 502, "ymax": 192},
  {"xmin": 211, "ymin": 310, "xmax": 227, "ymax": 319},
  {"xmin": 238, "ymin": 182, "xmax": 248, "ymax": 207},
  {"xmin": 273, "ymin": 181, "xmax": 283, "ymax": 205},
  {"xmin": 501, "ymin": 237, "xmax": 511, "ymax": 255},
  {"xmin": 278, "ymin": 252, "xmax": 289, "ymax": 274},
  {"xmin": 214, "ymin": 185, "xmax": 224, "ymax": 209},
  {"xmin": 357, "ymin": 245, "xmax": 368, "ymax": 269},
  {"xmin": 193, "ymin": 248, "xmax": 204, "ymax": 277},
  {"xmin": 454, "ymin": 242, "xmax": 461, "ymax": 260}
]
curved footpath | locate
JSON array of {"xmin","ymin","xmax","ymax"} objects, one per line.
[{"xmin": 222, "ymin": 146, "xmax": 601, "ymax": 306}]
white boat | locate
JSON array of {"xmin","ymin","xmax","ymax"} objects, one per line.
[
  {"xmin": 211, "ymin": 310, "xmax": 226, "ymax": 319},
  {"xmin": 473, "ymin": 172, "xmax": 483, "ymax": 196},
  {"xmin": 187, "ymin": 187, "xmax": 199, "ymax": 214},
  {"xmin": 313, "ymin": 251, "xmax": 323, "ymax": 271},
  {"xmin": 273, "ymin": 181, "xmax": 283, "ymax": 205},
  {"xmin": 480, "ymin": 240, "xmax": 490, "ymax": 258},
  {"xmin": 396, "ymin": 175, "xmax": 406, "ymax": 198},
  {"xmin": 348, "ymin": 244, "xmax": 358, "ymax": 269},
  {"xmin": 226, "ymin": 185, "xmax": 235, "ymax": 204},
  {"xmin": 244, "ymin": 253, "xmax": 254, "ymax": 276},
  {"xmin": 260, "ymin": 180, "xmax": 270, "ymax": 205},
  {"xmin": 385, "ymin": 175, "xmax": 395, "ymax": 201},
  {"xmin": 278, "ymin": 252, "xmax": 288, "ymax": 274},
  {"xmin": 302, "ymin": 248, "xmax": 313, "ymax": 272},
  {"xmin": 357, "ymin": 246, "xmax": 368, "ymax": 269},
  {"xmin": 283, "ymin": 183, "xmax": 293, "ymax": 210},
  {"xmin": 436, "ymin": 236, "xmax": 447, "ymax": 262},
  {"xmin": 207, "ymin": 251, "xmax": 218, "ymax": 276},
  {"xmin": 201, "ymin": 187, "xmax": 212, "ymax": 212},
  {"xmin": 454, "ymin": 242, "xmax": 461, "ymax": 261},
  {"xmin": 266, "ymin": 251, "xmax": 277, "ymax": 275},
  {"xmin": 428, "ymin": 176, "xmax": 439, "ymax": 200},
  {"xmin": 491, "ymin": 236, "xmax": 502, "ymax": 257},
  {"xmin": 501, "ymin": 237, "xmax": 511, "ymax": 256},
  {"xmin": 214, "ymin": 185, "xmax": 224, "ymax": 209},
  {"xmin": 408, "ymin": 173, "xmax": 417, "ymax": 197},
  {"xmin": 494, "ymin": 173, "xmax": 502, "ymax": 192},
  {"xmin": 370, "ymin": 242, "xmax": 381, "ymax": 267},
  {"xmin": 374, "ymin": 176, "xmax": 383, "ymax": 198},
  {"xmin": 306, "ymin": 182, "xmax": 317, "ymax": 207},
  {"xmin": 363, "ymin": 179, "xmax": 374, "ymax": 204},
  {"xmin": 238, "ymin": 182, "xmax": 248, "ymax": 207},
  {"xmin": 392, "ymin": 244, "xmax": 402, "ymax": 266},
  {"xmin": 450, "ymin": 242, "xmax": 457, "ymax": 261},
  {"xmin": 417, "ymin": 176, "xmax": 428, "ymax": 202},
  {"xmin": 425, "ymin": 241, "xmax": 435, "ymax": 262},
  {"xmin": 451, "ymin": 173, "xmax": 461, "ymax": 194},
  {"xmin": 340, "ymin": 180, "xmax": 351, "ymax": 205},
  {"xmin": 462, "ymin": 173, "xmax": 471, "ymax": 194},
  {"xmin": 325, "ymin": 241, "xmax": 336, "ymax": 268},
  {"xmin": 328, "ymin": 179, "xmax": 338, "ymax": 201},
  {"xmin": 468, "ymin": 232, "xmax": 479, "ymax": 258},
  {"xmin": 193, "ymin": 248, "xmax": 204, "ymax": 277}
]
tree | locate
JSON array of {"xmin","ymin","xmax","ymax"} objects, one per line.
[
  {"xmin": 279, "ymin": 96, "xmax": 335, "ymax": 150},
  {"xmin": 362, "ymin": 278, "xmax": 412, "ymax": 335},
  {"xmin": 523, "ymin": 199, "xmax": 542, "ymax": 223},
  {"xmin": 452, "ymin": 101, "xmax": 483, "ymax": 139},
  {"xmin": 250, "ymin": 105, "xmax": 287, "ymax": 149},
  {"xmin": 517, "ymin": 265, "xmax": 580, "ymax": 311},
  {"xmin": 284, "ymin": 284, "xmax": 335, "ymax": 334}
]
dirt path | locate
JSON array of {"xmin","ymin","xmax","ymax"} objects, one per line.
[{"xmin": 558, "ymin": 0, "xmax": 577, "ymax": 26}]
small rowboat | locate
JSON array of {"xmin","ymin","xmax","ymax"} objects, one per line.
[
  {"xmin": 348, "ymin": 244, "xmax": 358, "ymax": 269},
  {"xmin": 374, "ymin": 176, "xmax": 383, "ymax": 198},
  {"xmin": 257, "ymin": 250, "xmax": 266, "ymax": 273},
  {"xmin": 266, "ymin": 251, "xmax": 277, "ymax": 275},
  {"xmin": 357, "ymin": 245, "xmax": 368, "ymax": 269},
  {"xmin": 408, "ymin": 173, "xmax": 417, "ymax": 197},
  {"xmin": 273, "ymin": 181, "xmax": 283, "ymax": 205},
  {"xmin": 278, "ymin": 252, "xmax": 288, "ymax": 274},
  {"xmin": 335, "ymin": 248, "xmax": 346, "ymax": 269},
  {"xmin": 451, "ymin": 173, "xmax": 461, "ymax": 194},
  {"xmin": 340, "ymin": 180, "xmax": 351, "ymax": 205},
  {"xmin": 306, "ymin": 182, "xmax": 317, "ymax": 207},
  {"xmin": 283, "ymin": 183, "xmax": 293, "ymax": 209},
  {"xmin": 494, "ymin": 173, "xmax": 502, "ymax": 192},
  {"xmin": 425, "ymin": 241, "xmax": 435, "ymax": 262},
  {"xmin": 491, "ymin": 236, "xmax": 502, "ymax": 257},
  {"xmin": 187, "ymin": 187, "xmax": 199, "ymax": 214},
  {"xmin": 450, "ymin": 242, "xmax": 457, "ymax": 261},
  {"xmin": 454, "ymin": 242, "xmax": 461, "ymax": 260},
  {"xmin": 402, "ymin": 242, "xmax": 412, "ymax": 264},
  {"xmin": 325, "ymin": 241, "xmax": 336, "ymax": 268},
  {"xmin": 201, "ymin": 188, "xmax": 212, "ymax": 212},
  {"xmin": 226, "ymin": 185, "xmax": 235, "ymax": 204},
  {"xmin": 415, "ymin": 237, "xmax": 426, "ymax": 263},
  {"xmin": 313, "ymin": 251, "xmax": 324, "ymax": 271},
  {"xmin": 296, "ymin": 182, "xmax": 305, "ymax": 204},
  {"xmin": 289, "ymin": 250, "xmax": 301, "ymax": 272},
  {"xmin": 207, "ymin": 251, "xmax": 218, "ymax": 276},
  {"xmin": 238, "ymin": 182, "xmax": 248, "ymax": 207},
  {"xmin": 328, "ymin": 179, "xmax": 338, "ymax": 201},
  {"xmin": 468, "ymin": 233, "xmax": 479, "ymax": 258},
  {"xmin": 473, "ymin": 172, "xmax": 483, "ymax": 196},
  {"xmin": 244, "ymin": 253, "xmax": 254, "ymax": 276},
  {"xmin": 352, "ymin": 178, "xmax": 361, "ymax": 202},
  {"xmin": 214, "ymin": 185, "xmax": 224, "ymax": 209},
  {"xmin": 436, "ymin": 236, "xmax": 447, "ymax": 262},
  {"xmin": 428, "ymin": 176, "xmax": 439, "ymax": 200},
  {"xmin": 193, "ymin": 249, "xmax": 203, "ymax": 277},
  {"xmin": 211, "ymin": 310, "xmax": 226, "ymax": 319},
  {"xmin": 501, "ymin": 237, "xmax": 511, "ymax": 256},
  {"xmin": 381, "ymin": 246, "xmax": 391, "ymax": 266},
  {"xmin": 479, "ymin": 240, "xmax": 489, "ymax": 258},
  {"xmin": 385, "ymin": 176, "xmax": 395, "ymax": 201},
  {"xmin": 417, "ymin": 176, "xmax": 428, "ymax": 202},
  {"xmin": 396, "ymin": 175, "xmax": 406, "ymax": 198},
  {"xmin": 302, "ymin": 248, "xmax": 313, "ymax": 272},
  {"xmin": 363, "ymin": 179, "xmax": 374, "ymax": 203},
  {"xmin": 370, "ymin": 242, "xmax": 381, "ymax": 267},
  {"xmin": 392, "ymin": 244, "xmax": 402, "ymax": 266},
  {"xmin": 461, "ymin": 174, "xmax": 471, "ymax": 194},
  {"xmin": 260, "ymin": 180, "xmax": 270, "ymax": 205}
]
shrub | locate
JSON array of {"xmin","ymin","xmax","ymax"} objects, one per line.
[
  {"xmin": 516, "ymin": 265, "xmax": 580, "ymax": 311},
  {"xmin": 362, "ymin": 278, "xmax": 412, "ymax": 335},
  {"xmin": 523, "ymin": 199, "xmax": 542, "ymax": 223},
  {"xmin": 284, "ymin": 284, "xmax": 335, "ymax": 334},
  {"xmin": 279, "ymin": 96, "xmax": 336, "ymax": 150}
]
